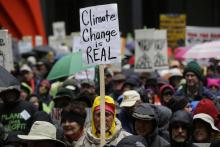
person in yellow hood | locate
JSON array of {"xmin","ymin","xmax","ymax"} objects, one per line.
[{"xmin": 75, "ymin": 96, "xmax": 130, "ymax": 147}]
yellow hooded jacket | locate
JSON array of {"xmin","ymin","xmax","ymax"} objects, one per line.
[{"xmin": 91, "ymin": 96, "xmax": 116, "ymax": 139}]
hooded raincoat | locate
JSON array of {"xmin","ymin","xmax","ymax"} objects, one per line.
[{"xmin": 75, "ymin": 96, "xmax": 130, "ymax": 147}]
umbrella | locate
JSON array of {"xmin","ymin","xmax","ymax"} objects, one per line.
[
  {"xmin": 174, "ymin": 47, "xmax": 190, "ymax": 60},
  {"xmin": 183, "ymin": 40, "xmax": 220, "ymax": 59},
  {"xmin": 0, "ymin": 66, "xmax": 20, "ymax": 91},
  {"xmin": 47, "ymin": 51, "xmax": 94, "ymax": 81},
  {"xmin": 33, "ymin": 45, "xmax": 55, "ymax": 53}
]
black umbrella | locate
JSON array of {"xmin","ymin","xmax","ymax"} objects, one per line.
[
  {"xmin": 0, "ymin": 66, "xmax": 20, "ymax": 91},
  {"xmin": 33, "ymin": 45, "xmax": 55, "ymax": 54}
]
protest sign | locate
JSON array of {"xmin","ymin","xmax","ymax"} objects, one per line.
[
  {"xmin": 186, "ymin": 26, "xmax": 220, "ymax": 46},
  {"xmin": 80, "ymin": 4, "xmax": 121, "ymax": 66},
  {"xmin": 0, "ymin": 30, "xmax": 14, "ymax": 71},
  {"xmin": 80, "ymin": 4, "xmax": 120, "ymax": 146},
  {"xmin": 153, "ymin": 30, "xmax": 168, "ymax": 70},
  {"xmin": 135, "ymin": 29, "xmax": 168, "ymax": 72},
  {"xmin": 72, "ymin": 36, "xmax": 81, "ymax": 53},
  {"xmin": 160, "ymin": 14, "xmax": 186, "ymax": 48},
  {"xmin": 75, "ymin": 67, "xmax": 95, "ymax": 80},
  {"xmin": 52, "ymin": 21, "xmax": 66, "ymax": 39},
  {"xmin": 135, "ymin": 29, "xmax": 155, "ymax": 72},
  {"xmin": 35, "ymin": 35, "xmax": 43, "ymax": 46}
]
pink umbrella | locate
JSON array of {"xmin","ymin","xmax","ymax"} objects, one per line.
[
  {"xmin": 174, "ymin": 47, "xmax": 189, "ymax": 61},
  {"xmin": 183, "ymin": 40, "xmax": 220, "ymax": 59}
]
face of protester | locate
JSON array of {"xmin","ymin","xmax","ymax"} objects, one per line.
[
  {"xmin": 28, "ymin": 140, "xmax": 57, "ymax": 147},
  {"xmin": 23, "ymin": 71, "xmax": 34, "ymax": 82},
  {"xmin": 171, "ymin": 123, "xmax": 188, "ymax": 143},
  {"xmin": 20, "ymin": 90, "xmax": 29, "ymax": 101},
  {"xmin": 62, "ymin": 120, "xmax": 82, "ymax": 140},
  {"xmin": 113, "ymin": 80, "xmax": 124, "ymax": 92},
  {"xmin": 185, "ymin": 72, "xmax": 199, "ymax": 87},
  {"xmin": 193, "ymin": 120, "xmax": 210, "ymax": 143},
  {"xmin": 0, "ymin": 89, "xmax": 19, "ymax": 103},
  {"xmin": 162, "ymin": 91, "xmax": 173, "ymax": 104},
  {"xmin": 93, "ymin": 110, "xmax": 114, "ymax": 132},
  {"xmin": 39, "ymin": 83, "xmax": 49, "ymax": 95},
  {"xmin": 135, "ymin": 119, "xmax": 154, "ymax": 136},
  {"xmin": 184, "ymin": 103, "xmax": 192, "ymax": 113}
]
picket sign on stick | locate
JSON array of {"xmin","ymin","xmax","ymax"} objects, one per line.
[
  {"xmin": 99, "ymin": 64, "xmax": 106, "ymax": 146},
  {"xmin": 80, "ymin": 3, "xmax": 120, "ymax": 146}
]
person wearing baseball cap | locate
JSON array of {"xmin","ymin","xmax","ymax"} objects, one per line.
[
  {"xmin": 75, "ymin": 96, "xmax": 130, "ymax": 147},
  {"xmin": 118, "ymin": 90, "xmax": 142, "ymax": 134}
]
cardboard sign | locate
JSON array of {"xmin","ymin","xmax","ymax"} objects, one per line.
[
  {"xmin": 135, "ymin": 29, "xmax": 155, "ymax": 72},
  {"xmin": 153, "ymin": 30, "xmax": 168, "ymax": 70},
  {"xmin": 0, "ymin": 30, "xmax": 14, "ymax": 71},
  {"xmin": 35, "ymin": 35, "xmax": 43, "ymax": 46},
  {"xmin": 52, "ymin": 21, "xmax": 66, "ymax": 39},
  {"xmin": 72, "ymin": 36, "xmax": 81, "ymax": 53},
  {"xmin": 186, "ymin": 26, "xmax": 220, "ymax": 46},
  {"xmin": 134, "ymin": 29, "xmax": 168, "ymax": 72},
  {"xmin": 80, "ymin": 4, "xmax": 121, "ymax": 66},
  {"xmin": 160, "ymin": 14, "xmax": 186, "ymax": 48},
  {"xmin": 75, "ymin": 67, "xmax": 95, "ymax": 80}
]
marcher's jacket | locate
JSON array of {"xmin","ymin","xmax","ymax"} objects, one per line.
[
  {"xmin": 75, "ymin": 119, "xmax": 130, "ymax": 147},
  {"xmin": 175, "ymin": 83, "xmax": 215, "ymax": 101},
  {"xmin": 169, "ymin": 110, "xmax": 198, "ymax": 147}
]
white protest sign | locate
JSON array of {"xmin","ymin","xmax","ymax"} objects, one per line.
[
  {"xmin": 186, "ymin": 26, "xmax": 220, "ymax": 46},
  {"xmin": 135, "ymin": 29, "xmax": 155, "ymax": 72},
  {"xmin": 7, "ymin": 34, "xmax": 14, "ymax": 71},
  {"xmin": 153, "ymin": 30, "xmax": 168, "ymax": 70},
  {"xmin": 52, "ymin": 21, "xmax": 66, "ymax": 39},
  {"xmin": 72, "ymin": 36, "xmax": 81, "ymax": 53},
  {"xmin": 80, "ymin": 4, "xmax": 121, "ymax": 66},
  {"xmin": 35, "ymin": 35, "xmax": 43, "ymax": 46},
  {"xmin": 75, "ymin": 67, "xmax": 95, "ymax": 80},
  {"xmin": 0, "ymin": 30, "xmax": 14, "ymax": 71}
]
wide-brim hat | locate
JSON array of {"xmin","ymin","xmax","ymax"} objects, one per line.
[
  {"xmin": 18, "ymin": 121, "xmax": 66, "ymax": 147},
  {"xmin": 193, "ymin": 113, "xmax": 220, "ymax": 132}
]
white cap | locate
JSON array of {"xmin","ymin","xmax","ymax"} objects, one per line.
[
  {"xmin": 120, "ymin": 90, "xmax": 141, "ymax": 107},
  {"xmin": 20, "ymin": 64, "xmax": 32, "ymax": 72},
  {"xmin": 169, "ymin": 68, "xmax": 183, "ymax": 77}
]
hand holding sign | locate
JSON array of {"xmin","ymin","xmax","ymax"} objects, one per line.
[{"xmin": 80, "ymin": 4, "xmax": 120, "ymax": 147}]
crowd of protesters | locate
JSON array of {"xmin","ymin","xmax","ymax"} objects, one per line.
[{"xmin": 1, "ymin": 43, "xmax": 220, "ymax": 147}]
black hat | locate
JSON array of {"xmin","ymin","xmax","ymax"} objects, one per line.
[{"xmin": 116, "ymin": 135, "xmax": 148, "ymax": 147}]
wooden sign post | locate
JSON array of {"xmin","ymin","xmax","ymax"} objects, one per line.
[{"xmin": 80, "ymin": 4, "xmax": 120, "ymax": 146}]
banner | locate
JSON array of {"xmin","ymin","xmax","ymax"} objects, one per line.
[
  {"xmin": 135, "ymin": 29, "xmax": 168, "ymax": 72},
  {"xmin": 80, "ymin": 4, "xmax": 121, "ymax": 66},
  {"xmin": 0, "ymin": 30, "xmax": 14, "ymax": 71},
  {"xmin": 160, "ymin": 14, "xmax": 186, "ymax": 48},
  {"xmin": 186, "ymin": 26, "xmax": 220, "ymax": 46}
]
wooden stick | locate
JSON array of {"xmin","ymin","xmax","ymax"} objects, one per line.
[{"xmin": 99, "ymin": 64, "xmax": 105, "ymax": 146}]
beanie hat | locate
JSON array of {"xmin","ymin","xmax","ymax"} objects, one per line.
[
  {"xmin": 193, "ymin": 98, "xmax": 219, "ymax": 124},
  {"xmin": 207, "ymin": 78, "xmax": 220, "ymax": 89},
  {"xmin": 159, "ymin": 84, "xmax": 175, "ymax": 95},
  {"xmin": 183, "ymin": 61, "xmax": 203, "ymax": 80}
]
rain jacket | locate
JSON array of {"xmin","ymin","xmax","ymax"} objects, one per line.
[
  {"xmin": 133, "ymin": 103, "xmax": 170, "ymax": 147},
  {"xmin": 75, "ymin": 96, "xmax": 130, "ymax": 147},
  {"xmin": 169, "ymin": 110, "xmax": 198, "ymax": 147},
  {"xmin": 151, "ymin": 105, "xmax": 172, "ymax": 142},
  {"xmin": 175, "ymin": 83, "xmax": 215, "ymax": 101}
]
